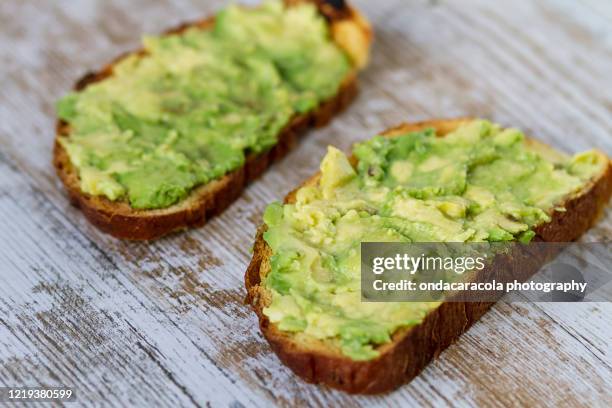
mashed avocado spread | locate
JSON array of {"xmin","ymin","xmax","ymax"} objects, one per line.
[
  {"xmin": 262, "ymin": 120, "xmax": 606, "ymax": 360},
  {"xmin": 57, "ymin": 1, "xmax": 350, "ymax": 209}
]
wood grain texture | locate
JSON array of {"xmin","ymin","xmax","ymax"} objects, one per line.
[{"xmin": 0, "ymin": 0, "xmax": 610, "ymax": 406}]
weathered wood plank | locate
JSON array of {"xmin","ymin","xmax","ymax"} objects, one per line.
[
  {"xmin": 0, "ymin": 156, "xmax": 261, "ymax": 407},
  {"xmin": 0, "ymin": 0, "xmax": 610, "ymax": 406}
]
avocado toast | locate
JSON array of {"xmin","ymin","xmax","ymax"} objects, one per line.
[
  {"xmin": 245, "ymin": 118, "xmax": 612, "ymax": 393},
  {"xmin": 54, "ymin": 0, "xmax": 371, "ymax": 239}
]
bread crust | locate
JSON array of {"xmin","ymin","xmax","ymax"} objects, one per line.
[
  {"xmin": 244, "ymin": 118, "xmax": 612, "ymax": 394},
  {"xmin": 53, "ymin": 0, "xmax": 372, "ymax": 240}
]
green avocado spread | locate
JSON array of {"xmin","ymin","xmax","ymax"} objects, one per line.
[
  {"xmin": 57, "ymin": 0, "xmax": 350, "ymax": 209},
  {"xmin": 262, "ymin": 120, "xmax": 606, "ymax": 360}
]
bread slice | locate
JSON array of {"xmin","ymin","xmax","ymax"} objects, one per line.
[
  {"xmin": 53, "ymin": 0, "xmax": 372, "ymax": 240},
  {"xmin": 245, "ymin": 118, "xmax": 612, "ymax": 394}
]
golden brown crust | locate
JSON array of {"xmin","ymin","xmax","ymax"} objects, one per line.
[
  {"xmin": 244, "ymin": 118, "xmax": 612, "ymax": 394},
  {"xmin": 53, "ymin": 0, "xmax": 370, "ymax": 240}
]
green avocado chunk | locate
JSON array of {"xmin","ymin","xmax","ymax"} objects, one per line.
[
  {"xmin": 262, "ymin": 120, "xmax": 607, "ymax": 360},
  {"xmin": 57, "ymin": 0, "xmax": 350, "ymax": 209}
]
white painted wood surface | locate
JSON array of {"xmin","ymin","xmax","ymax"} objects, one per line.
[{"xmin": 0, "ymin": 0, "xmax": 611, "ymax": 406}]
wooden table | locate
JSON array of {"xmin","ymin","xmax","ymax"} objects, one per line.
[{"xmin": 1, "ymin": 0, "xmax": 610, "ymax": 406}]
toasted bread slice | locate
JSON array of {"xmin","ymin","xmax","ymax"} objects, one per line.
[
  {"xmin": 53, "ymin": 0, "xmax": 372, "ymax": 240},
  {"xmin": 245, "ymin": 118, "xmax": 612, "ymax": 394}
]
